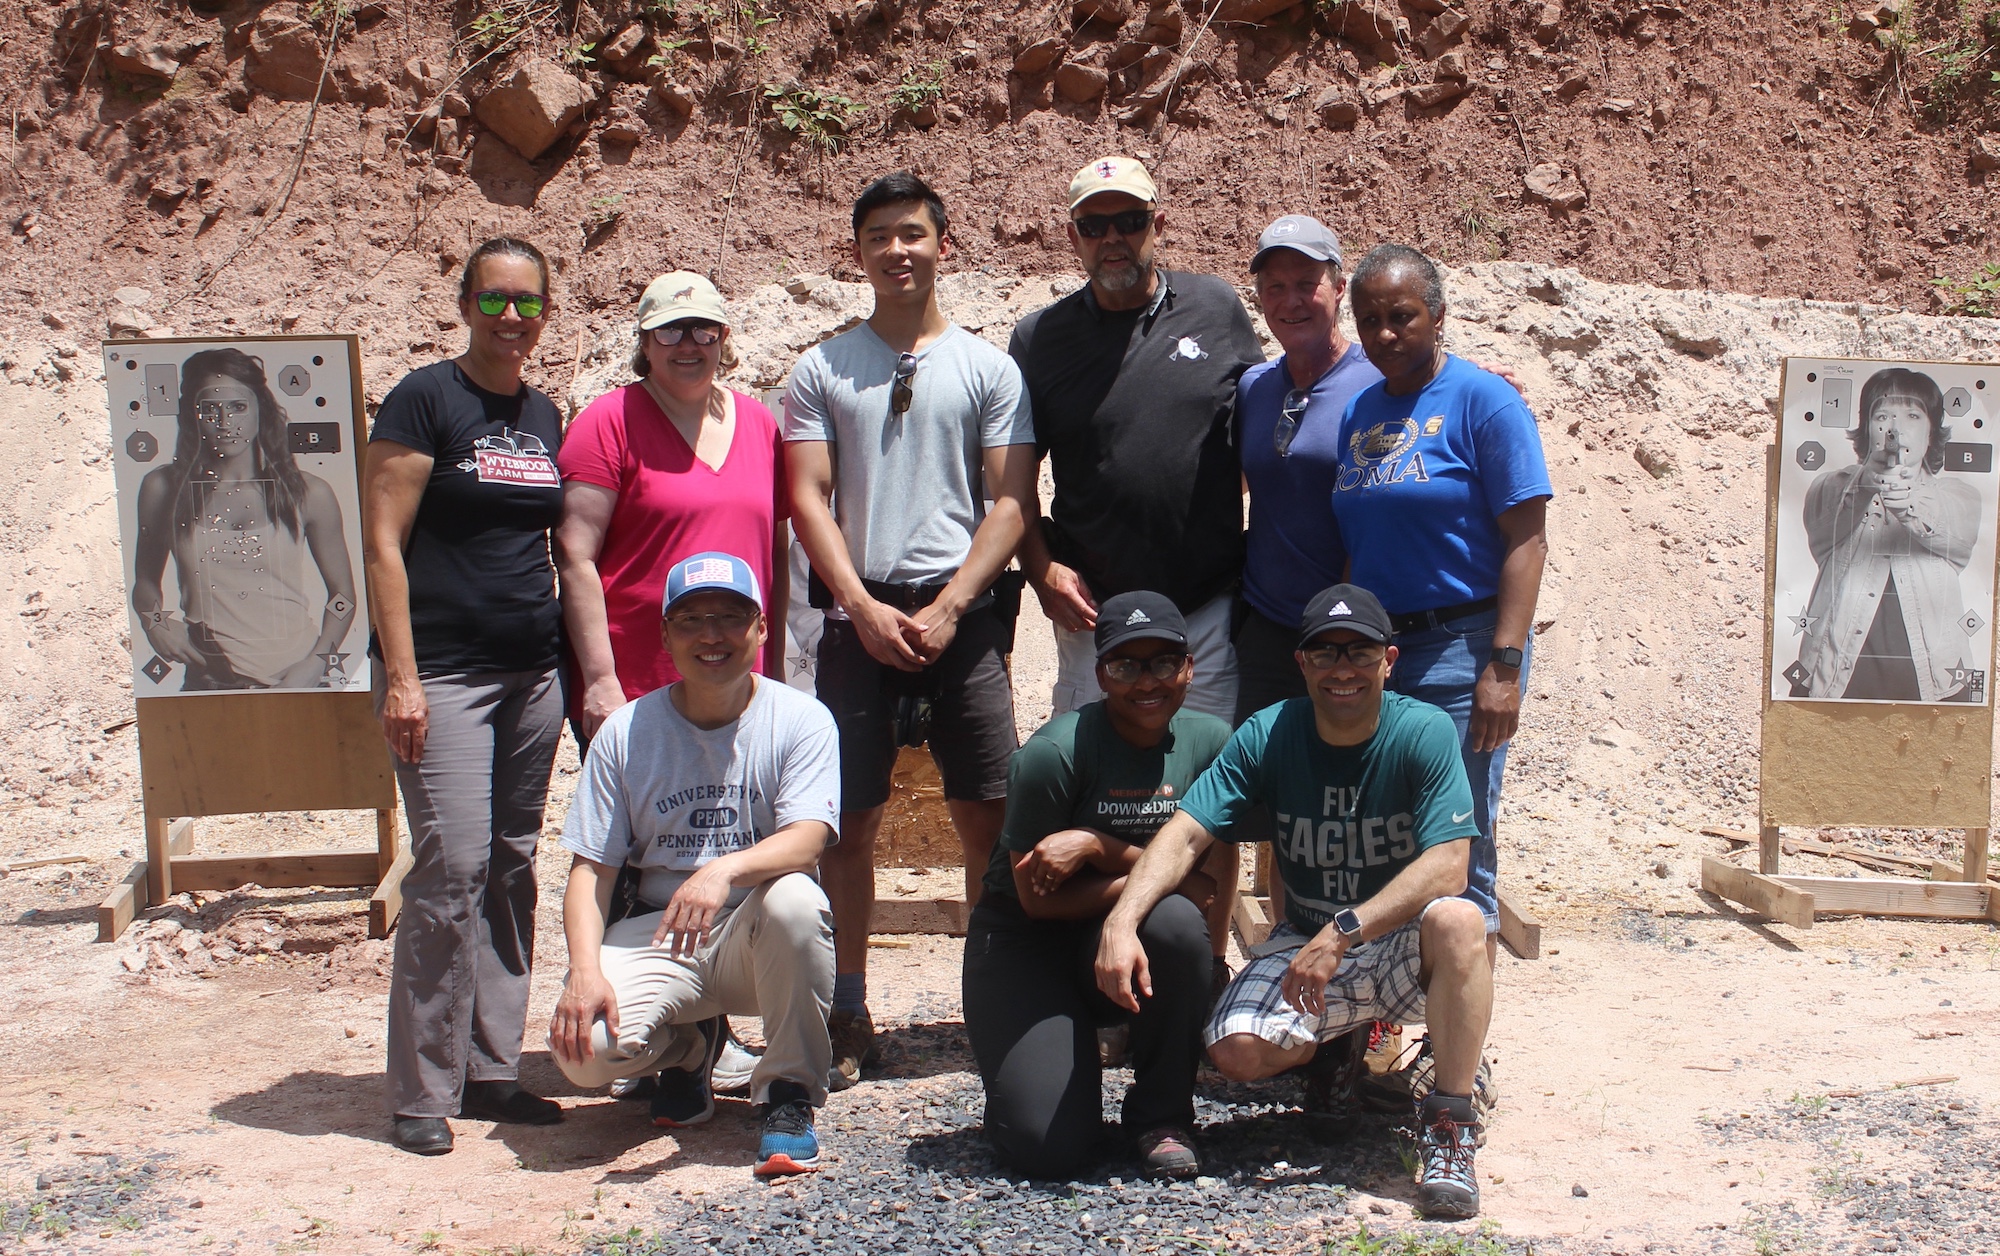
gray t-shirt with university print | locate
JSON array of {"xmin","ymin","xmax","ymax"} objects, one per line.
[
  {"xmin": 782, "ymin": 322, "xmax": 1034, "ymax": 587},
  {"xmin": 561, "ymin": 678, "xmax": 842, "ymax": 910}
]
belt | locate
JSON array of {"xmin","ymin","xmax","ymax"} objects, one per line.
[
  {"xmin": 859, "ymin": 576, "xmax": 991, "ymax": 615},
  {"xmin": 1390, "ymin": 595, "xmax": 1498, "ymax": 635}
]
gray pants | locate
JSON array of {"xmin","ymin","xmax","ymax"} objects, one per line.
[
  {"xmin": 552, "ymin": 872, "xmax": 835, "ymax": 1106},
  {"xmin": 379, "ymin": 668, "xmax": 563, "ymax": 1118}
]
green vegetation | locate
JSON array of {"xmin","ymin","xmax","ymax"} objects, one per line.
[
  {"xmin": 891, "ymin": 59, "xmax": 950, "ymax": 116},
  {"xmin": 764, "ymin": 83, "xmax": 863, "ymax": 153},
  {"xmin": 1324, "ymin": 1222, "xmax": 1513, "ymax": 1255}
]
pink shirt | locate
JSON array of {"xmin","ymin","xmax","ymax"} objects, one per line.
[{"xmin": 558, "ymin": 384, "xmax": 787, "ymax": 709}]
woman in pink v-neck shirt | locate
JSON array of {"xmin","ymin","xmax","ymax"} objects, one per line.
[{"xmin": 556, "ymin": 271, "xmax": 790, "ymax": 741}]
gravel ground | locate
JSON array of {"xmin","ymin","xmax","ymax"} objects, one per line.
[
  {"xmin": 1716, "ymin": 1089, "xmax": 1997, "ymax": 1256},
  {"xmin": 0, "ymin": 1151, "xmax": 183, "ymax": 1250},
  {"xmin": 572, "ymin": 1007, "xmax": 1536, "ymax": 1256}
]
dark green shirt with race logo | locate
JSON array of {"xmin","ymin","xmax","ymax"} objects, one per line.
[
  {"xmin": 983, "ymin": 703, "xmax": 1233, "ymax": 902},
  {"xmin": 1179, "ymin": 693, "xmax": 1477, "ymax": 934}
]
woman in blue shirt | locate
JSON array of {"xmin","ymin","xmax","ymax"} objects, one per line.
[{"xmin": 1329, "ymin": 245, "xmax": 1551, "ymax": 935}]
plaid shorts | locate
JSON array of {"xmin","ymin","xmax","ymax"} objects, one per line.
[{"xmin": 1204, "ymin": 901, "xmax": 1444, "ymax": 1050}]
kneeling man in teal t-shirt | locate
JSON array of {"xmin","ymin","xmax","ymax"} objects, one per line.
[{"xmin": 1095, "ymin": 583, "xmax": 1491, "ymax": 1220}]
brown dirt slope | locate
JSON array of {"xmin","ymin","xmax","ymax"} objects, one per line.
[{"xmin": 4, "ymin": 0, "xmax": 1998, "ymax": 379}]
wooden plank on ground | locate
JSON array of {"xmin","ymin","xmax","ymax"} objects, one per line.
[
  {"xmin": 1702, "ymin": 856, "xmax": 1815, "ymax": 928},
  {"xmin": 96, "ymin": 863, "xmax": 149, "ymax": 943},
  {"xmin": 1497, "ymin": 889, "xmax": 1542, "ymax": 960},
  {"xmin": 1772, "ymin": 875, "xmax": 1989, "ymax": 919},
  {"xmin": 166, "ymin": 818, "xmax": 195, "ymax": 856},
  {"xmin": 368, "ymin": 850, "xmax": 414, "ymax": 939},
  {"xmin": 1232, "ymin": 891, "xmax": 1272, "ymax": 949},
  {"xmin": 873, "ymin": 897, "xmax": 966, "ymax": 935},
  {"xmin": 166, "ymin": 849, "xmax": 381, "ymax": 892}
]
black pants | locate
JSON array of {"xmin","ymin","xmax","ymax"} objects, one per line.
[{"xmin": 961, "ymin": 893, "xmax": 1211, "ymax": 1177}]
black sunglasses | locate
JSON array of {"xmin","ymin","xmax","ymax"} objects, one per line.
[
  {"xmin": 1072, "ymin": 209, "xmax": 1154, "ymax": 239},
  {"xmin": 651, "ymin": 323, "xmax": 722, "ymax": 346},
  {"xmin": 1300, "ymin": 639, "xmax": 1386, "ymax": 669},
  {"xmin": 1274, "ymin": 388, "xmax": 1311, "ymax": 458},
  {"xmin": 1101, "ymin": 653, "xmax": 1188, "ymax": 684},
  {"xmin": 472, "ymin": 290, "xmax": 547, "ymax": 319},
  {"xmin": 891, "ymin": 352, "xmax": 919, "ymax": 415}
]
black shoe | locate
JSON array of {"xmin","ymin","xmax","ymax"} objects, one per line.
[
  {"xmin": 458, "ymin": 1080, "xmax": 563, "ymax": 1126},
  {"xmin": 651, "ymin": 1017, "xmax": 725, "ymax": 1128},
  {"xmin": 1299, "ymin": 1028, "xmax": 1370, "ymax": 1119},
  {"xmin": 391, "ymin": 1116, "xmax": 454, "ymax": 1155}
]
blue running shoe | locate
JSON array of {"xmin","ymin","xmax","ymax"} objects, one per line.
[{"xmin": 753, "ymin": 1079, "xmax": 820, "ymax": 1176}]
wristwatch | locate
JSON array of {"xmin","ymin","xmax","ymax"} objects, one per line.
[
  {"xmin": 1333, "ymin": 908, "xmax": 1363, "ymax": 943},
  {"xmin": 1489, "ymin": 645, "xmax": 1524, "ymax": 669}
]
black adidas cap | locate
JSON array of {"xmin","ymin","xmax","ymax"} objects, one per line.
[
  {"xmin": 1094, "ymin": 591, "xmax": 1188, "ymax": 657},
  {"xmin": 1297, "ymin": 584, "xmax": 1394, "ymax": 649}
]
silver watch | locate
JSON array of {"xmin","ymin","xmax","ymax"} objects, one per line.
[{"xmin": 1333, "ymin": 908, "xmax": 1363, "ymax": 943}]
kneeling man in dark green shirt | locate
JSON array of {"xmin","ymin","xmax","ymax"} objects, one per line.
[{"xmin": 1096, "ymin": 583, "xmax": 1491, "ymax": 1220}]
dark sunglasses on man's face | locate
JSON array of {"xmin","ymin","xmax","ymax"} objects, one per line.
[
  {"xmin": 1072, "ymin": 209, "xmax": 1154, "ymax": 239},
  {"xmin": 1101, "ymin": 652, "xmax": 1188, "ymax": 684},
  {"xmin": 472, "ymin": 290, "xmax": 548, "ymax": 319},
  {"xmin": 891, "ymin": 352, "xmax": 919, "ymax": 415},
  {"xmin": 1300, "ymin": 639, "xmax": 1386, "ymax": 670},
  {"xmin": 1274, "ymin": 388, "xmax": 1311, "ymax": 458},
  {"xmin": 651, "ymin": 323, "xmax": 722, "ymax": 346}
]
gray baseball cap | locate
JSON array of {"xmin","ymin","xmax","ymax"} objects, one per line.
[{"xmin": 1250, "ymin": 214, "xmax": 1344, "ymax": 273}]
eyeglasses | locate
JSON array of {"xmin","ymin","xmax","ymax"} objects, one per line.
[
  {"xmin": 1101, "ymin": 653, "xmax": 1188, "ymax": 684},
  {"xmin": 1300, "ymin": 639, "xmax": 1386, "ymax": 670},
  {"xmin": 195, "ymin": 399, "xmax": 253, "ymax": 424},
  {"xmin": 651, "ymin": 323, "xmax": 722, "ymax": 346},
  {"xmin": 472, "ymin": 290, "xmax": 548, "ymax": 319},
  {"xmin": 1274, "ymin": 389, "xmax": 1311, "ymax": 457},
  {"xmin": 890, "ymin": 352, "xmax": 919, "ymax": 415},
  {"xmin": 1072, "ymin": 209, "xmax": 1154, "ymax": 239},
  {"xmin": 664, "ymin": 610, "xmax": 758, "ymax": 635}
]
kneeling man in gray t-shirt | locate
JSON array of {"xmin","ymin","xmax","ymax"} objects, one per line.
[{"xmin": 548, "ymin": 551, "xmax": 840, "ymax": 1178}]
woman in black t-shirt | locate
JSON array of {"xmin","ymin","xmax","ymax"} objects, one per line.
[{"xmin": 363, "ymin": 237, "xmax": 568, "ymax": 1155}]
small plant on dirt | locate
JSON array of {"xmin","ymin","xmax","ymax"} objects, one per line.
[
  {"xmin": 414, "ymin": 1231, "xmax": 443, "ymax": 1252},
  {"xmin": 1932, "ymin": 263, "xmax": 2000, "ymax": 318},
  {"xmin": 1324, "ymin": 1224, "xmax": 1511, "ymax": 1256},
  {"xmin": 563, "ymin": 39, "xmax": 598, "ymax": 68},
  {"xmin": 764, "ymin": 83, "xmax": 863, "ymax": 153},
  {"xmin": 1788, "ymin": 1090, "xmax": 1830, "ymax": 1117},
  {"xmin": 737, "ymin": 2, "xmax": 780, "ymax": 56},
  {"xmin": 585, "ymin": 193, "xmax": 625, "ymax": 239},
  {"xmin": 891, "ymin": 59, "xmax": 950, "ymax": 115},
  {"xmin": 466, "ymin": 2, "xmax": 541, "ymax": 51}
]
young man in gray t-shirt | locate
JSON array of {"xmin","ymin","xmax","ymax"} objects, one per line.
[
  {"xmin": 784, "ymin": 171, "xmax": 1038, "ymax": 1090},
  {"xmin": 547, "ymin": 552, "xmax": 840, "ymax": 1178}
]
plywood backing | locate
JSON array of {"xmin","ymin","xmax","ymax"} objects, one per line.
[
  {"xmin": 136, "ymin": 691, "xmax": 395, "ymax": 817},
  {"xmin": 1757, "ymin": 433, "xmax": 2000, "ymax": 828}
]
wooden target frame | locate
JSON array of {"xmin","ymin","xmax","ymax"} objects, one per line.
[
  {"xmin": 1705, "ymin": 357, "xmax": 2000, "ymax": 927},
  {"xmin": 96, "ymin": 336, "xmax": 406, "ymax": 941}
]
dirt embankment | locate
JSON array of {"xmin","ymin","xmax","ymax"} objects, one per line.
[{"xmin": 4, "ymin": 0, "xmax": 1998, "ymax": 395}]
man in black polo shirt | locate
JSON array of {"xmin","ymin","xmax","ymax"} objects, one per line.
[
  {"xmin": 1009, "ymin": 156, "xmax": 1264, "ymax": 979},
  {"xmin": 1009, "ymin": 156, "xmax": 1264, "ymax": 724}
]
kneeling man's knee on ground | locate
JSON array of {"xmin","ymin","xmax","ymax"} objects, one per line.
[{"xmin": 1207, "ymin": 1032, "xmax": 1292, "ymax": 1082}]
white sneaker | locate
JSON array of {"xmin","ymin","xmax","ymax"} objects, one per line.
[{"xmin": 712, "ymin": 1020, "xmax": 762, "ymax": 1094}]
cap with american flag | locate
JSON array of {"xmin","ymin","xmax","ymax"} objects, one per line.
[{"xmin": 663, "ymin": 551, "xmax": 762, "ymax": 615}]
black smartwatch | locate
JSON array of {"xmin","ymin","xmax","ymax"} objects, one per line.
[
  {"xmin": 1333, "ymin": 908, "xmax": 1363, "ymax": 943},
  {"xmin": 1489, "ymin": 645, "xmax": 1524, "ymax": 669}
]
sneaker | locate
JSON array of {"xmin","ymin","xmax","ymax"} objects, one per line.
[
  {"xmin": 651, "ymin": 1017, "xmax": 724, "ymax": 1128},
  {"xmin": 826, "ymin": 1006, "xmax": 879, "ymax": 1092},
  {"xmin": 712, "ymin": 1021, "xmax": 762, "ymax": 1095},
  {"xmin": 1415, "ymin": 1093, "xmax": 1481, "ymax": 1219},
  {"xmin": 754, "ymin": 1079, "xmax": 820, "ymax": 1176},
  {"xmin": 1135, "ymin": 1125, "xmax": 1202, "ymax": 1180},
  {"xmin": 1300, "ymin": 1028, "xmax": 1370, "ymax": 1120}
]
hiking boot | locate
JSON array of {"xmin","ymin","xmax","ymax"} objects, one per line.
[
  {"xmin": 651, "ymin": 1017, "xmax": 724, "ymax": 1128},
  {"xmin": 1300, "ymin": 1028, "xmax": 1370, "ymax": 1119},
  {"xmin": 1097, "ymin": 1023, "xmax": 1131, "ymax": 1068},
  {"xmin": 1135, "ymin": 1125, "xmax": 1202, "ymax": 1180},
  {"xmin": 712, "ymin": 1020, "xmax": 762, "ymax": 1095},
  {"xmin": 1415, "ymin": 1092, "xmax": 1481, "ymax": 1220},
  {"xmin": 754, "ymin": 1079, "xmax": 821, "ymax": 1176},
  {"xmin": 826, "ymin": 1006, "xmax": 879, "ymax": 1092},
  {"xmin": 1405, "ymin": 1038, "xmax": 1498, "ymax": 1146}
]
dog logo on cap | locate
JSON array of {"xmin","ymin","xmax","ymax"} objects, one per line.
[
  {"xmin": 1126, "ymin": 608, "xmax": 1151, "ymax": 625},
  {"xmin": 673, "ymin": 286, "xmax": 694, "ymax": 302},
  {"xmin": 1328, "ymin": 600, "xmax": 1351, "ymax": 617}
]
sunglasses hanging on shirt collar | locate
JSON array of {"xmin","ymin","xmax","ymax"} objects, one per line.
[
  {"xmin": 1274, "ymin": 388, "xmax": 1310, "ymax": 457},
  {"xmin": 891, "ymin": 352, "xmax": 919, "ymax": 416}
]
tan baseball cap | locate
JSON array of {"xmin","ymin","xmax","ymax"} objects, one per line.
[
  {"xmin": 1066, "ymin": 155, "xmax": 1158, "ymax": 212},
  {"xmin": 636, "ymin": 270, "xmax": 730, "ymax": 330}
]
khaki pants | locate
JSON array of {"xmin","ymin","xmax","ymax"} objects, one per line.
[
  {"xmin": 553, "ymin": 872, "xmax": 835, "ymax": 1106},
  {"xmin": 1052, "ymin": 590, "xmax": 1240, "ymax": 722}
]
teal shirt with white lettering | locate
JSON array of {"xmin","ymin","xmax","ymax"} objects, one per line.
[{"xmin": 1179, "ymin": 693, "xmax": 1477, "ymax": 933}]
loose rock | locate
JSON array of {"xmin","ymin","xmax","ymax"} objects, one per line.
[
  {"xmin": 475, "ymin": 60, "xmax": 594, "ymax": 160},
  {"xmin": 1524, "ymin": 163, "xmax": 1588, "ymax": 210},
  {"xmin": 1055, "ymin": 62, "xmax": 1109, "ymax": 104},
  {"xmin": 1014, "ymin": 37, "xmax": 1066, "ymax": 75},
  {"xmin": 246, "ymin": 7, "xmax": 327, "ymax": 102}
]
